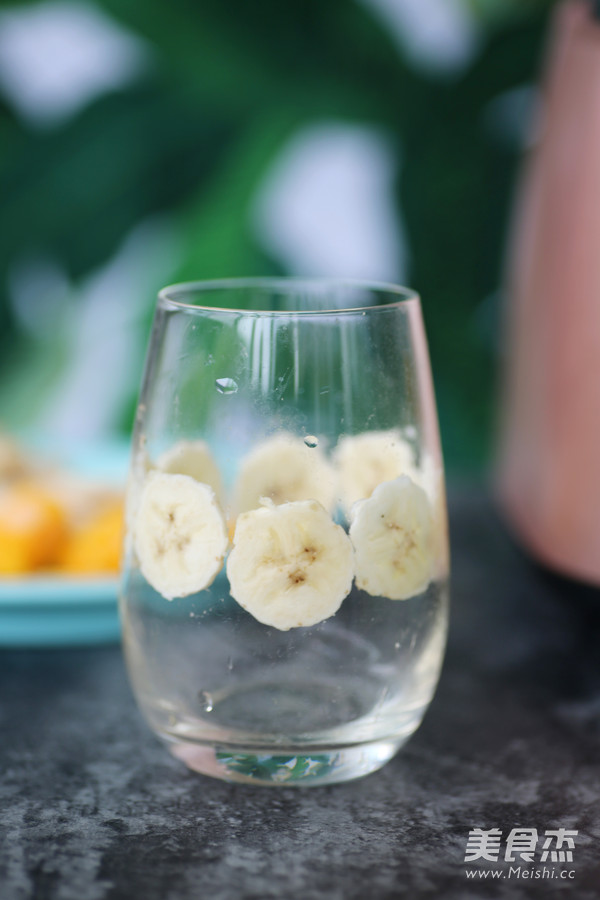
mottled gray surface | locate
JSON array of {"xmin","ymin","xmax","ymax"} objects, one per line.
[{"xmin": 1, "ymin": 489, "xmax": 600, "ymax": 900}]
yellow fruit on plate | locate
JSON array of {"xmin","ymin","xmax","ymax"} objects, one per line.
[
  {"xmin": 0, "ymin": 482, "xmax": 69, "ymax": 574},
  {"xmin": 60, "ymin": 500, "xmax": 124, "ymax": 575}
]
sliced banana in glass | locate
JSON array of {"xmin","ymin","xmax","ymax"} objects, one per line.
[
  {"xmin": 157, "ymin": 439, "xmax": 224, "ymax": 506},
  {"xmin": 134, "ymin": 471, "xmax": 228, "ymax": 600},
  {"xmin": 227, "ymin": 498, "xmax": 354, "ymax": 631},
  {"xmin": 234, "ymin": 434, "xmax": 336, "ymax": 513},
  {"xmin": 333, "ymin": 429, "xmax": 418, "ymax": 515},
  {"xmin": 349, "ymin": 475, "xmax": 435, "ymax": 601}
]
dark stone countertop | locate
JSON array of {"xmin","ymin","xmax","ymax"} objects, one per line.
[{"xmin": 1, "ymin": 488, "xmax": 600, "ymax": 900}]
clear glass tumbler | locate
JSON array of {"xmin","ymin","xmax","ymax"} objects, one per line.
[{"xmin": 120, "ymin": 279, "xmax": 449, "ymax": 786}]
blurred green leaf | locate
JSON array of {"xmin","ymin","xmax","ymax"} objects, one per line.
[
  {"xmin": 464, "ymin": 0, "xmax": 554, "ymax": 24},
  {"xmin": 0, "ymin": 85, "xmax": 235, "ymax": 278},
  {"xmin": 0, "ymin": 0, "xmax": 554, "ymax": 468},
  {"xmin": 172, "ymin": 110, "xmax": 303, "ymax": 282}
]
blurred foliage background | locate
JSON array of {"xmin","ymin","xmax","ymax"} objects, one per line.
[{"xmin": 0, "ymin": 0, "xmax": 555, "ymax": 472}]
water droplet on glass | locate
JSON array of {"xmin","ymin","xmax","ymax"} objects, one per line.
[
  {"xmin": 199, "ymin": 691, "xmax": 213, "ymax": 712},
  {"xmin": 394, "ymin": 641, "xmax": 400, "ymax": 650},
  {"xmin": 227, "ymin": 657, "xmax": 234, "ymax": 672},
  {"xmin": 215, "ymin": 377, "xmax": 238, "ymax": 394},
  {"xmin": 304, "ymin": 435, "xmax": 319, "ymax": 448},
  {"xmin": 204, "ymin": 354, "xmax": 214, "ymax": 367}
]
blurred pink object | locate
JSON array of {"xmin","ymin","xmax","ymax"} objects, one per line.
[{"xmin": 498, "ymin": 0, "xmax": 600, "ymax": 584}]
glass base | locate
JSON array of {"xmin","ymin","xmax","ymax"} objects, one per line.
[{"xmin": 169, "ymin": 738, "xmax": 404, "ymax": 786}]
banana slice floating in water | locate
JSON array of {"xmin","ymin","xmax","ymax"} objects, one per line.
[
  {"xmin": 234, "ymin": 434, "xmax": 336, "ymax": 514},
  {"xmin": 334, "ymin": 429, "xmax": 418, "ymax": 515},
  {"xmin": 134, "ymin": 471, "xmax": 228, "ymax": 600},
  {"xmin": 157, "ymin": 439, "xmax": 224, "ymax": 506},
  {"xmin": 227, "ymin": 498, "xmax": 354, "ymax": 630},
  {"xmin": 349, "ymin": 475, "xmax": 434, "ymax": 601}
]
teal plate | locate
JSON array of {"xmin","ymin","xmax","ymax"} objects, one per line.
[
  {"xmin": 0, "ymin": 576, "xmax": 121, "ymax": 646},
  {"xmin": 0, "ymin": 437, "xmax": 127, "ymax": 646}
]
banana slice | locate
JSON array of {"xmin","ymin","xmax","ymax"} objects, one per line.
[
  {"xmin": 134, "ymin": 471, "xmax": 228, "ymax": 600},
  {"xmin": 227, "ymin": 498, "xmax": 354, "ymax": 630},
  {"xmin": 157, "ymin": 439, "xmax": 224, "ymax": 506},
  {"xmin": 234, "ymin": 434, "xmax": 336, "ymax": 513},
  {"xmin": 334, "ymin": 429, "xmax": 418, "ymax": 515},
  {"xmin": 349, "ymin": 475, "xmax": 435, "ymax": 601}
]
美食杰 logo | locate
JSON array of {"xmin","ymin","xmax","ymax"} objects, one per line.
[{"xmin": 463, "ymin": 828, "xmax": 577, "ymax": 881}]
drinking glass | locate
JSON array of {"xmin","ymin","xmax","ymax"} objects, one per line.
[{"xmin": 120, "ymin": 278, "xmax": 449, "ymax": 786}]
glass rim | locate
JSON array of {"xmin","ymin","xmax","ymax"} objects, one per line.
[{"xmin": 157, "ymin": 277, "xmax": 420, "ymax": 316}]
